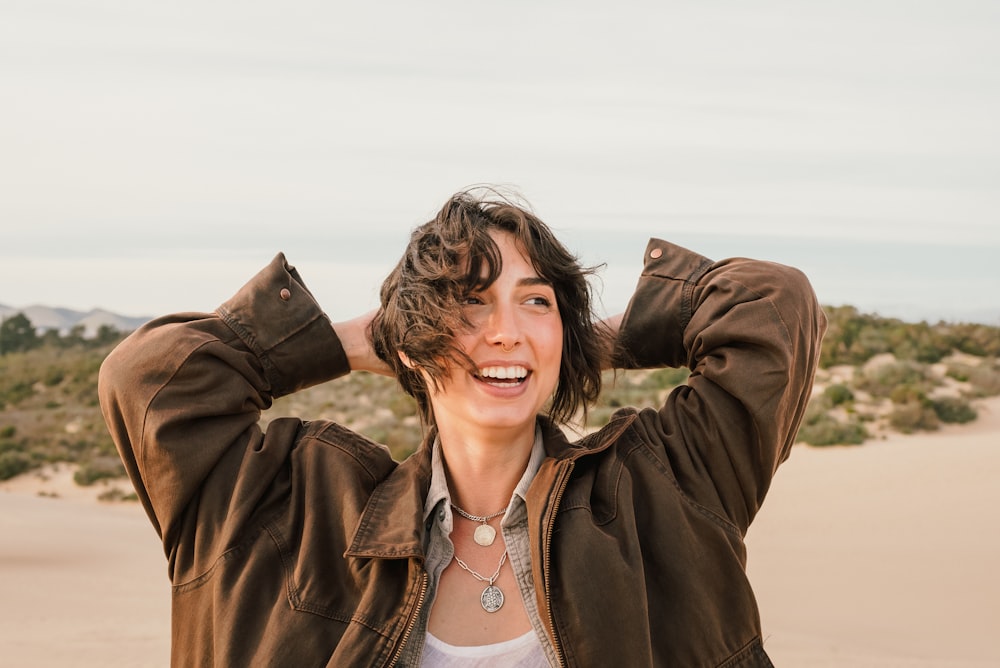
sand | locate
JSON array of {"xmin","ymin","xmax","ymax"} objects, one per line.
[
  {"xmin": 746, "ymin": 395, "xmax": 1000, "ymax": 667},
  {"xmin": 0, "ymin": 472, "xmax": 170, "ymax": 666},
  {"xmin": 2, "ymin": 397, "xmax": 999, "ymax": 667}
]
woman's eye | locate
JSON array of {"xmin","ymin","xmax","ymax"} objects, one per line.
[
  {"xmin": 462, "ymin": 295, "xmax": 484, "ymax": 306},
  {"xmin": 526, "ymin": 296, "xmax": 553, "ymax": 307}
]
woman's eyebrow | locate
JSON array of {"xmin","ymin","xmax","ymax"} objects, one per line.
[{"xmin": 518, "ymin": 277, "xmax": 553, "ymax": 288}]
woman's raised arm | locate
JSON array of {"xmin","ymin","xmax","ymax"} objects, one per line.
[
  {"xmin": 98, "ymin": 253, "xmax": 354, "ymax": 575},
  {"xmin": 611, "ymin": 239, "xmax": 826, "ymax": 532}
]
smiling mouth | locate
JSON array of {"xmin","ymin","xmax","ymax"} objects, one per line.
[{"xmin": 476, "ymin": 365, "xmax": 529, "ymax": 386}]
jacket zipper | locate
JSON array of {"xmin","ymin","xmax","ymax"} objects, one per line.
[
  {"xmin": 543, "ymin": 462, "xmax": 573, "ymax": 668},
  {"xmin": 386, "ymin": 571, "xmax": 428, "ymax": 667}
]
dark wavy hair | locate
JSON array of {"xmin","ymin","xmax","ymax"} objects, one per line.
[{"xmin": 370, "ymin": 188, "xmax": 608, "ymax": 426}]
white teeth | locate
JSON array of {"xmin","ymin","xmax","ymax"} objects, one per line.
[{"xmin": 478, "ymin": 365, "xmax": 528, "ymax": 381}]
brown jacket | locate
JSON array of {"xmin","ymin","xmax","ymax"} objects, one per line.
[{"xmin": 99, "ymin": 239, "xmax": 826, "ymax": 667}]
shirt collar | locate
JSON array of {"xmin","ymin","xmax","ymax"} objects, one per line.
[{"xmin": 423, "ymin": 423, "xmax": 546, "ymax": 524}]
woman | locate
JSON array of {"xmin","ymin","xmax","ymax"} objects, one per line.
[{"xmin": 99, "ymin": 189, "xmax": 826, "ymax": 667}]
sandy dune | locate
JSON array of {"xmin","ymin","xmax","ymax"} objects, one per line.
[
  {"xmin": 748, "ymin": 395, "xmax": 1000, "ymax": 667},
  {"xmin": 0, "ymin": 481, "xmax": 170, "ymax": 666},
  {"xmin": 3, "ymin": 397, "xmax": 999, "ymax": 666}
]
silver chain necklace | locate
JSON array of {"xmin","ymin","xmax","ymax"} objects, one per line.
[
  {"xmin": 453, "ymin": 549, "xmax": 508, "ymax": 613},
  {"xmin": 451, "ymin": 504, "xmax": 506, "ymax": 547}
]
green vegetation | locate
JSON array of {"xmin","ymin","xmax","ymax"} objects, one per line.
[
  {"xmin": 800, "ymin": 306, "xmax": 999, "ymax": 445},
  {"xmin": 793, "ymin": 379, "xmax": 870, "ymax": 446},
  {"xmin": 0, "ymin": 313, "xmax": 41, "ymax": 354},
  {"xmin": 931, "ymin": 396, "xmax": 977, "ymax": 424},
  {"xmin": 0, "ymin": 322, "xmax": 126, "ymax": 481},
  {"xmin": 1, "ymin": 308, "xmax": 998, "ymax": 492},
  {"xmin": 823, "ymin": 384, "xmax": 854, "ymax": 406},
  {"xmin": 821, "ymin": 305, "xmax": 1000, "ymax": 367},
  {"xmin": 0, "ymin": 451, "xmax": 33, "ymax": 480},
  {"xmin": 73, "ymin": 456, "xmax": 127, "ymax": 486},
  {"xmin": 583, "ymin": 367, "xmax": 691, "ymax": 427},
  {"xmin": 797, "ymin": 408, "xmax": 869, "ymax": 446}
]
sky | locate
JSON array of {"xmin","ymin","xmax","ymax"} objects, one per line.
[{"xmin": 2, "ymin": 1, "xmax": 998, "ymax": 323}]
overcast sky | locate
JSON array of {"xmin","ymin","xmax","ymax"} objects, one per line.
[{"xmin": 2, "ymin": 1, "xmax": 998, "ymax": 322}]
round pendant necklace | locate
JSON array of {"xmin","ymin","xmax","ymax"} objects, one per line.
[
  {"xmin": 452, "ymin": 504, "xmax": 506, "ymax": 547},
  {"xmin": 453, "ymin": 549, "xmax": 508, "ymax": 613}
]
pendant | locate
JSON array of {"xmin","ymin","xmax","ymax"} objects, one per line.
[
  {"xmin": 473, "ymin": 523, "xmax": 497, "ymax": 547},
  {"xmin": 481, "ymin": 584, "xmax": 504, "ymax": 613}
]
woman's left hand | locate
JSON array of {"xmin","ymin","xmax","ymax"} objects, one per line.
[{"xmin": 333, "ymin": 310, "xmax": 395, "ymax": 377}]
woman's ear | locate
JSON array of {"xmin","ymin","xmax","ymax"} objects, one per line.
[{"xmin": 398, "ymin": 351, "xmax": 415, "ymax": 369}]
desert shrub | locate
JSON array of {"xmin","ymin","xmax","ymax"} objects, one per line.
[
  {"xmin": 0, "ymin": 452, "xmax": 33, "ymax": 480},
  {"xmin": 387, "ymin": 393, "xmax": 418, "ymax": 419},
  {"xmin": 930, "ymin": 397, "xmax": 977, "ymax": 424},
  {"xmin": 589, "ymin": 369, "xmax": 669, "ymax": 417},
  {"xmin": 797, "ymin": 413, "xmax": 867, "ymax": 446},
  {"xmin": 889, "ymin": 384, "xmax": 926, "ymax": 405},
  {"xmin": 966, "ymin": 361, "xmax": 1000, "ymax": 397},
  {"xmin": 888, "ymin": 402, "xmax": 940, "ymax": 433},
  {"xmin": 948, "ymin": 324, "xmax": 1000, "ymax": 357},
  {"xmin": 818, "ymin": 306, "xmax": 1000, "ymax": 368},
  {"xmin": 70, "ymin": 356, "xmax": 104, "ymax": 384},
  {"xmin": 0, "ymin": 439, "xmax": 22, "ymax": 455},
  {"xmin": 945, "ymin": 364, "xmax": 971, "ymax": 383},
  {"xmin": 97, "ymin": 487, "xmax": 139, "ymax": 502},
  {"xmin": 90, "ymin": 437, "xmax": 119, "ymax": 458},
  {"xmin": 0, "ymin": 380, "xmax": 34, "ymax": 407},
  {"xmin": 945, "ymin": 359, "xmax": 1000, "ymax": 396},
  {"xmin": 823, "ymin": 384, "xmax": 854, "ymax": 406},
  {"xmin": 0, "ymin": 425, "xmax": 15, "ymax": 438},
  {"xmin": 803, "ymin": 393, "xmax": 832, "ymax": 415},
  {"xmin": 857, "ymin": 361, "xmax": 932, "ymax": 399},
  {"xmin": 797, "ymin": 404, "xmax": 867, "ymax": 446},
  {"xmin": 43, "ymin": 367, "xmax": 65, "ymax": 386},
  {"xmin": 887, "ymin": 322, "xmax": 948, "ymax": 364},
  {"xmin": 58, "ymin": 438, "xmax": 95, "ymax": 456},
  {"xmin": 73, "ymin": 457, "xmax": 126, "ymax": 486}
]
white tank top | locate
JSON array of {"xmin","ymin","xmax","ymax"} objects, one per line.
[{"xmin": 419, "ymin": 630, "xmax": 550, "ymax": 667}]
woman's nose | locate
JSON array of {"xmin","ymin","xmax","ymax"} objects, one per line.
[{"xmin": 485, "ymin": 302, "xmax": 520, "ymax": 347}]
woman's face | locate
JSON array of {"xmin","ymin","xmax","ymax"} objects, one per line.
[{"xmin": 417, "ymin": 230, "xmax": 564, "ymax": 436}]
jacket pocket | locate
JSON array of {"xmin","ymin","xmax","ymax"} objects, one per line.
[
  {"xmin": 717, "ymin": 637, "xmax": 774, "ymax": 668},
  {"xmin": 264, "ymin": 519, "xmax": 356, "ymax": 623}
]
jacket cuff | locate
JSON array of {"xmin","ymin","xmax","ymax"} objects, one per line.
[
  {"xmin": 216, "ymin": 253, "xmax": 350, "ymax": 397},
  {"xmin": 613, "ymin": 239, "xmax": 714, "ymax": 369}
]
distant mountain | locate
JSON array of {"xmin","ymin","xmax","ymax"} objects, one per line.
[{"xmin": 0, "ymin": 303, "xmax": 150, "ymax": 338}]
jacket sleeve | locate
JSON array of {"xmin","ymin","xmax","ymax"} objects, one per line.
[
  {"xmin": 614, "ymin": 239, "xmax": 826, "ymax": 532},
  {"xmin": 98, "ymin": 253, "xmax": 351, "ymax": 576}
]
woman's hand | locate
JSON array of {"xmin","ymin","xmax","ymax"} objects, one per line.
[{"xmin": 332, "ymin": 310, "xmax": 395, "ymax": 377}]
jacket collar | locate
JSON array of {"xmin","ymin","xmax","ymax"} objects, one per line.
[
  {"xmin": 538, "ymin": 411, "xmax": 638, "ymax": 461},
  {"xmin": 344, "ymin": 432, "xmax": 433, "ymax": 559},
  {"xmin": 345, "ymin": 411, "xmax": 639, "ymax": 559}
]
